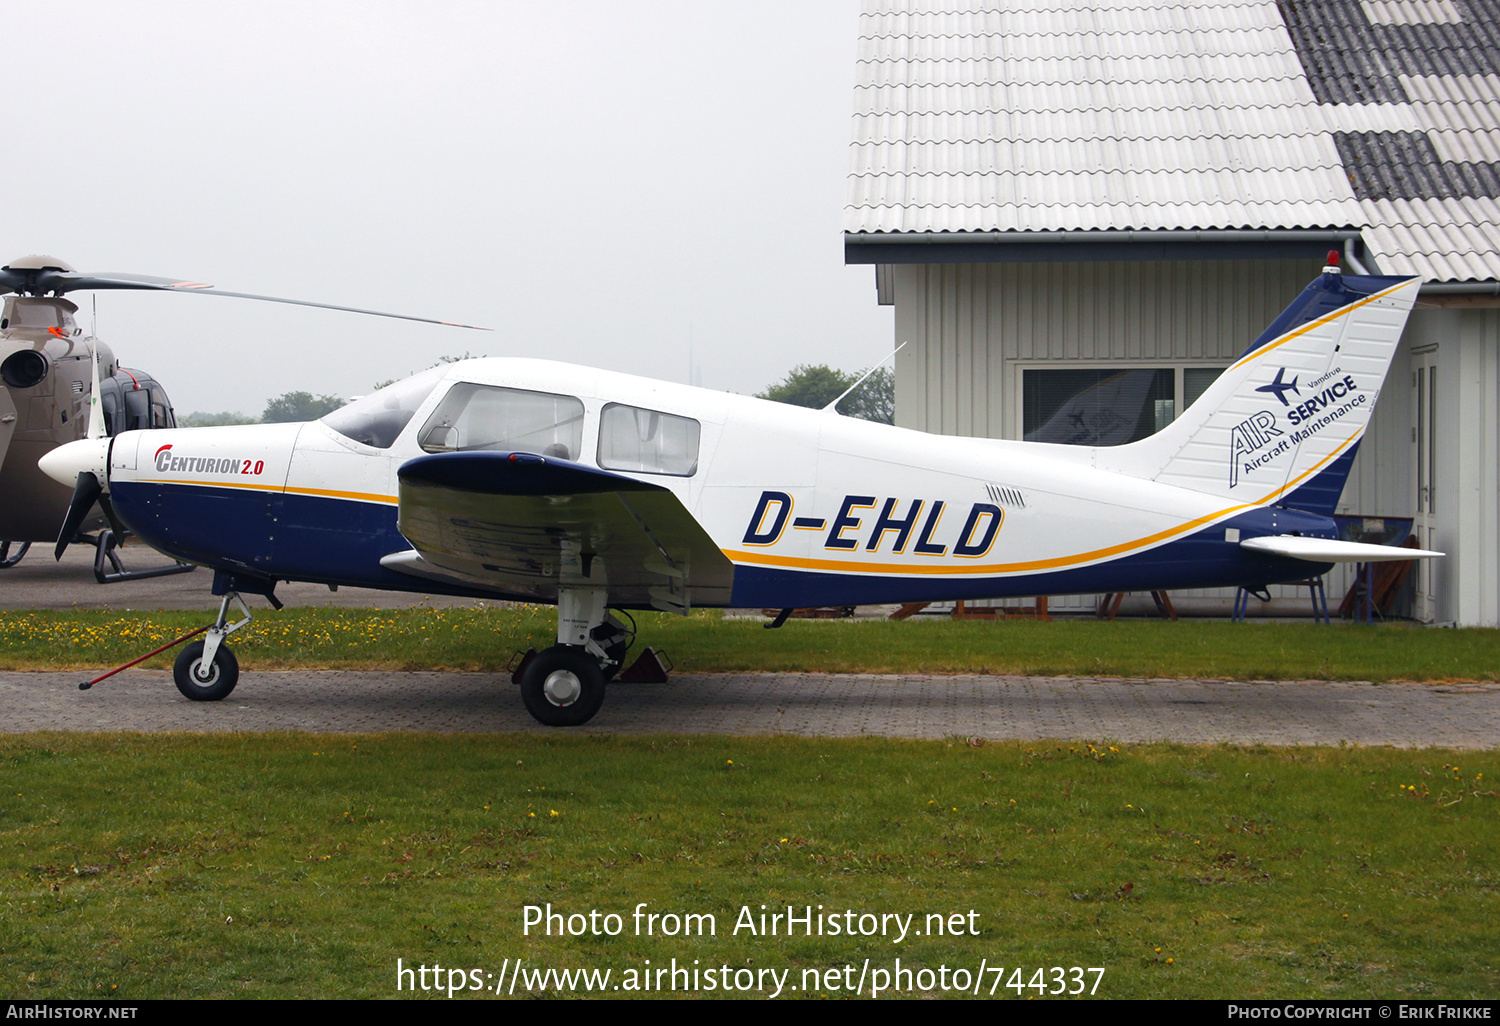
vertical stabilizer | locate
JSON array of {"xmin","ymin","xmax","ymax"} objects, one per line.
[{"xmin": 1098, "ymin": 264, "xmax": 1420, "ymax": 514}]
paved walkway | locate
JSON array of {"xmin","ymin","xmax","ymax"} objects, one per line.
[{"xmin": 2, "ymin": 670, "xmax": 1497, "ymax": 748}]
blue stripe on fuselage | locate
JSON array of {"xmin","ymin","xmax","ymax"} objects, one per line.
[
  {"xmin": 109, "ymin": 481, "xmax": 528, "ymax": 601},
  {"xmin": 727, "ymin": 508, "xmax": 1337, "ymax": 608}
]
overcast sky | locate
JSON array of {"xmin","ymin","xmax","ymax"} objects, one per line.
[{"xmin": 4, "ymin": 1, "xmax": 889, "ymax": 415}]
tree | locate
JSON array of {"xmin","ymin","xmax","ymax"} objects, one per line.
[
  {"xmin": 756, "ymin": 364, "xmax": 894, "ymax": 424},
  {"xmin": 178, "ymin": 410, "xmax": 258, "ymax": 427},
  {"xmin": 261, "ymin": 391, "xmax": 345, "ymax": 423},
  {"xmin": 372, "ymin": 352, "xmax": 486, "ymax": 391}
]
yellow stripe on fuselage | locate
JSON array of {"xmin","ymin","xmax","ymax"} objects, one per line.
[{"xmin": 150, "ymin": 479, "xmax": 398, "ymax": 505}]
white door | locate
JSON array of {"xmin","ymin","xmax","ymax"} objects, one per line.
[{"xmin": 1413, "ymin": 352, "xmax": 1439, "ymax": 621}]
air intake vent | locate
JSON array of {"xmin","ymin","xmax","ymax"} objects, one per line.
[{"xmin": 985, "ymin": 484, "xmax": 1025, "ymax": 508}]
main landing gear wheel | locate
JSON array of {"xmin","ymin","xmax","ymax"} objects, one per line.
[
  {"xmin": 173, "ymin": 640, "xmax": 240, "ymax": 701},
  {"xmin": 519, "ymin": 645, "xmax": 605, "ymax": 727}
]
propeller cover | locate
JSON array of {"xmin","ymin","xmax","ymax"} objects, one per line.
[{"xmin": 39, "ymin": 436, "xmax": 110, "ymax": 488}]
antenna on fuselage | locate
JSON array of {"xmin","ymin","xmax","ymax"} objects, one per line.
[{"xmin": 822, "ymin": 341, "xmax": 907, "ymax": 414}]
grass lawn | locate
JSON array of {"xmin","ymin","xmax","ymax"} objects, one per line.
[
  {"xmin": 2, "ymin": 733, "xmax": 1496, "ymax": 999},
  {"xmin": 1, "ymin": 607, "xmax": 1497, "ymax": 681}
]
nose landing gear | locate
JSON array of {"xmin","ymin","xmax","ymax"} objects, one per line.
[{"xmin": 171, "ymin": 592, "xmax": 252, "ymax": 701}]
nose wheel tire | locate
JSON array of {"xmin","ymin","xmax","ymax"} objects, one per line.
[
  {"xmin": 173, "ymin": 641, "xmax": 240, "ymax": 701},
  {"xmin": 519, "ymin": 645, "xmax": 605, "ymax": 726}
]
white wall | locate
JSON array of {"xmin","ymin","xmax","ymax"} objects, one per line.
[
  {"xmin": 888, "ymin": 260, "xmax": 1499, "ymax": 623},
  {"xmin": 1435, "ymin": 307, "xmax": 1500, "ymax": 626}
]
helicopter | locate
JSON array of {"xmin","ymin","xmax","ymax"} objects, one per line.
[
  {"xmin": 40, "ymin": 256, "xmax": 1442, "ymax": 727},
  {"xmin": 0, "ymin": 254, "xmax": 482, "ymax": 579}
]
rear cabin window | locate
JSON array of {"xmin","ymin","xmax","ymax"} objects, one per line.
[
  {"xmin": 597, "ymin": 403, "xmax": 700, "ymax": 476},
  {"xmin": 418, "ymin": 383, "xmax": 585, "ymax": 460}
]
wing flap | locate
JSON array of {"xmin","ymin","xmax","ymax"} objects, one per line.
[
  {"xmin": 395, "ymin": 451, "xmax": 734, "ymax": 608},
  {"xmin": 1240, "ymin": 535, "xmax": 1443, "ymax": 563}
]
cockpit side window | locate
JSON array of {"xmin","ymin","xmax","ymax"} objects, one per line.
[
  {"xmin": 417, "ymin": 383, "xmax": 585, "ymax": 459},
  {"xmin": 597, "ymin": 403, "xmax": 700, "ymax": 476},
  {"xmin": 322, "ymin": 367, "xmax": 446, "ymax": 449}
]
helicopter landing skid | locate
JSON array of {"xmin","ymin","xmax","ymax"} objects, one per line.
[
  {"xmin": 85, "ymin": 530, "xmax": 197, "ymax": 584},
  {"xmin": 0, "ymin": 541, "xmax": 30, "ymax": 568}
]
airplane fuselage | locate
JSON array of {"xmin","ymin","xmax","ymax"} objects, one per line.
[{"xmin": 101, "ymin": 358, "xmax": 1330, "ymax": 608}]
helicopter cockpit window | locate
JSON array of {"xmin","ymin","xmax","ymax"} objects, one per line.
[
  {"xmin": 321, "ymin": 367, "xmax": 446, "ymax": 449},
  {"xmin": 100, "ymin": 389, "xmax": 119, "ymax": 436},
  {"xmin": 597, "ymin": 403, "xmax": 700, "ymax": 476},
  {"xmin": 124, "ymin": 388, "xmax": 151, "ymax": 432},
  {"xmin": 417, "ymin": 383, "xmax": 585, "ymax": 459}
]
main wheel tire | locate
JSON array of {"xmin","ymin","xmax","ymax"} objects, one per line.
[
  {"xmin": 519, "ymin": 645, "xmax": 605, "ymax": 726},
  {"xmin": 173, "ymin": 641, "xmax": 239, "ymax": 701}
]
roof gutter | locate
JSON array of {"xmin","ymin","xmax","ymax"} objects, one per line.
[
  {"xmin": 846, "ymin": 229, "xmax": 1366, "ymax": 246},
  {"xmin": 844, "ymin": 228, "xmax": 1373, "ymax": 266},
  {"xmin": 1419, "ymin": 281, "xmax": 1500, "ymax": 295}
]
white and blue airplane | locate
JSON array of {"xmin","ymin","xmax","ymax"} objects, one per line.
[{"xmin": 40, "ymin": 257, "xmax": 1441, "ymax": 725}]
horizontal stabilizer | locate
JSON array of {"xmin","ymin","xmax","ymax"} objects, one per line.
[{"xmin": 1240, "ymin": 536, "xmax": 1442, "ymax": 563}]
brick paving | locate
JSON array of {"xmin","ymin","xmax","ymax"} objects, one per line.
[{"xmin": 2, "ymin": 670, "xmax": 1496, "ymax": 747}]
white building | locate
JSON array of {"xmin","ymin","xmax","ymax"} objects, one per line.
[{"xmin": 845, "ymin": 0, "xmax": 1500, "ymax": 625}]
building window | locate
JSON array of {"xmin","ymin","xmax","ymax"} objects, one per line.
[{"xmin": 1022, "ymin": 366, "xmax": 1225, "ymax": 445}]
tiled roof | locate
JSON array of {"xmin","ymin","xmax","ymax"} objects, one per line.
[{"xmin": 846, "ymin": 0, "xmax": 1500, "ymax": 282}]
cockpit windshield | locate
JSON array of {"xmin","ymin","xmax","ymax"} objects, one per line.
[{"xmin": 321, "ymin": 366, "xmax": 447, "ymax": 449}]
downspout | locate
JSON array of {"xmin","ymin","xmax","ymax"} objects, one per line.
[{"xmin": 1343, "ymin": 237, "xmax": 1375, "ymax": 276}]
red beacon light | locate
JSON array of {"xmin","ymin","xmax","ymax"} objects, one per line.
[{"xmin": 1323, "ymin": 249, "xmax": 1341, "ymax": 275}]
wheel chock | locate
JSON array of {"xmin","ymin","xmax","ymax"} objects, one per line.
[
  {"xmin": 617, "ymin": 647, "xmax": 672, "ymax": 684},
  {"xmin": 507, "ymin": 648, "xmax": 538, "ymax": 685}
]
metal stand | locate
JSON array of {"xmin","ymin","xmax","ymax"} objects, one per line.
[{"xmin": 1098, "ymin": 591, "xmax": 1176, "ymax": 620}]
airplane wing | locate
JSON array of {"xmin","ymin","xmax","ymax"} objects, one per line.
[
  {"xmin": 1240, "ymin": 535, "xmax": 1443, "ymax": 562},
  {"xmin": 388, "ymin": 451, "xmax": 735, "ymax": 611}
]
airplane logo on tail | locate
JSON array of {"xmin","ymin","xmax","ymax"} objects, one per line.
[{"xmin": 1255, "ymin": 367, "xmax": 1300, "ymax": 406}]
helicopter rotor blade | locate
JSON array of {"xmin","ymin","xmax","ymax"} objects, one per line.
[
  {"xmin": 7, "ymin": 269, "xmax": 490, "ymax": 331},
  {"xmin": 54, "ymin": 472, "xmax": 103, "ymax": 560}
]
